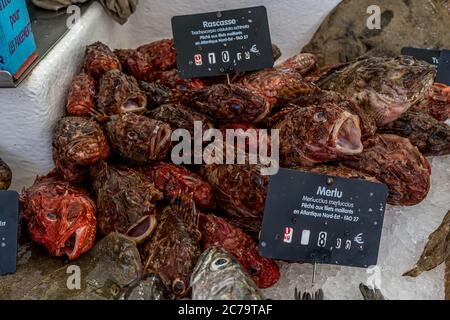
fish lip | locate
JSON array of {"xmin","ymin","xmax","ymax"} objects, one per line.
[
  {"xmin": 331, "ymin": 112, "xmax": 363, "ymax": 155},
  {"xmin": 125, "ymin": 215, "xmax": 157, "ymax": 244},
  {"xmin": 60, "ymin": 225, "xmax": 88, "ymax": 260},
  {"xmin": 119, "ymin": 97, "xmax": 146, "ymax": 114}
]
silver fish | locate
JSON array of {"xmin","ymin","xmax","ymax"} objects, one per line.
[{"xmin": 190, "ymin": 247, "xmax": 264, "ymax": 300}]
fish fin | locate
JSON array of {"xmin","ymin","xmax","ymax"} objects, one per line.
[
  {"xmin": 172, "ymin": 193, "xmax": 197, "ymax": 228},
  {"xmin": 278, "ymin": 82, "xmax": 319, "ymax": 102}
]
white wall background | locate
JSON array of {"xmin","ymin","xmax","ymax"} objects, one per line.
[{"xmin": 0, "ymin": 0, "xmax": 341, "ymax": 191}]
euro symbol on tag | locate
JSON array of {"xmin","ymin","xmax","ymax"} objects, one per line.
[{"xmin": 354, "ymin": 233, "xmax": 364, "ymax": 245}]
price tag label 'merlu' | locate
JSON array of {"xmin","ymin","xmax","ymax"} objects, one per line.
[{"xmin": 259, "ymin": 169, "xmax": 388, "ymax": 268}]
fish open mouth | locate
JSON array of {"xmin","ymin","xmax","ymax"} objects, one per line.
[
  {"xmin": 63, "ymin": 226, "xmax": 87, "ymax": 260},
  {"xmin": 126, "ymin": 215, "xmax": 157, "ymax": 244},
  {"xmin": 333, "ymin": 114, "xmax": 363, "ymax": 155},
  {"xmin": 121, "ymin": 98, "xmax": 145, "ymax": 113}
]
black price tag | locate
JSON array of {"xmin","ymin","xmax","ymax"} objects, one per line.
[
  {"xmin": 171, "ymin": 6, "xmax": 274, "ymax": 79},
  {"xmin": 401, "ymin": 47, "xmax": 450, "ymax": 85},
  {"xmin": 0, "ymin": 191, "xmax": 19, "ymax": 275},
  {"xmin": 259, "ymin": 169, "xmax": 388, "ymax": 268}
]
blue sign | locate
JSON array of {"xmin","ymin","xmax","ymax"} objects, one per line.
[{"xmin": 0, "ymin": 0, "xmax": 38, "ymax": 79}]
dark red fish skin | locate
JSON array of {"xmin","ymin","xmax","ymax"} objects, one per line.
[
  {"xmin": 137, "ymin": 163, "xmax": 216, "ymax": 210},
  {"xmin": 223, "ymin": 216, "xmax": 262, "ymax": 241},
  {"xmin": 90, "ymin": 162, "xmax": 163, "ymax": 237},
  {"xmin": 149, "ymin": 69, "xmax": 205, "ymax": 92},
  {"xmin": 200, "ymin": 163, "xmax": 269, "ymax": 218},
  {"xmin": 97, "ymin": 70, "xmax": 147, "ymax": 115},
  {"xmin": 140, "ymin": 197, "xmax": 201, "ymax": 298},
  {"xmin": 274, "ymin": 104, "xmax": 363, "ymax": 167},
  {"xmin": 199, "ymin": 213, "xmax": 280, "ymax": 289},
  {"xmin": 114, "ymin": 49, "xmax": 154, "ymax": 81},
  {"xmin": 189, "ymin": 84, "xmax": 271, "ymax": 124},
  {"xmin": 343, "ymin": 134, "xmax": 431, "ymax": 206},
  {"xmin": 105, "ymin": 113, "xmax": 172, "ymax": 164},
  {"xmin": 278, "ymin": 53, "xmax": 318, "ymax": 75},
  {"xmin": 378, "ymin": 111, "xmax": 450, "ymax": 156},
  {"xmin": 137, "ymin": 39, "xmax": 177, "ymax": 72},
  {"xmin": 21, "ymin": 171, "xmax": 97, "ymax": 261},
  {"xmin": 83, "ymin": 42, "xmax": 121, "ymax": 79},
  {"xmin": 412, "ymin": 83, "xmax": 450, "ymax": 122},
  {"xmin": 219, "ymin": 123, "xmax": 272, "ymax": 154},
  {"xmin": 66, "ymin": 73, "xmax": 97, "ymax": 117},
  {"xmin": 290, "ymin": 89, "xmax": 377, "ymax": 139},
  {"xmin": 53, "ymin": 150, "xmax": 88, "ymax": 183}
]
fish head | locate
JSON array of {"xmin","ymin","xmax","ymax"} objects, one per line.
[
  {"xmin": 54, "ymin": 117, "xmax": 110, "ymax": 165},
  {"xmin": 23, "ymin": 174, "xmax": 97, "ymax": 260},
  {"xmin": 105, "ymin": 113, "xmax": 172, "ymax": 164}
]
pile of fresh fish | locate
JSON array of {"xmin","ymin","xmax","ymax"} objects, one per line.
[{"xmin": 18, "ymin": 37, "xmax": 450, "ymax": 300}]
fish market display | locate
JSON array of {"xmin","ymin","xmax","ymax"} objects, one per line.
[
  {"xmin": 66, "ymin": 73, "xmax": 97, "ymax": 117},
  {"xmin": 23, "ymin": 233, "xmax": 143, "ymax": 300},
  {"xmin": 104, "ymin": 113, "xmax": 172, "ymax": 164},
  {"xmin": 97, "ymin": 70, "xmax": 147, "ymax": 115},
  {"xmin": 140, "ymin": 196, "xmax": 201, "ymax": 298},
  {"xmin": 83, "ymin": 42, "xmax": 121, "ymax": 79},
  {"xmin": 199, "ymin": 213, "xmax": 280, "ymax": 289},
  {"xmin": 343, "ymin": 134, "xmax": 431, "ymax": 206},
  {"xmin": 188, "ymin": 84, "xmax": 271, "ymax": 124},
  {"xmin": 90, "ymin": 162, "xmax": 162, "ymax": 242},
  {"xmin": 146, "ymin": 103, "xmax": 215, "ymax": 137},
  {"xmin": 200, "ymin": 163, "xmax": 268, "ymax": 218},
  {"xmin": 138, "ymin": 163, "xmax": 215, "ymax": 210},
  {"xmin": 21, "ymin": 172, "xmax": 97, "ymax": 261},
  {"xmin": 0, "ymin": 157, "xmax": 12, "ymax": 190},
  {"xmin": 122, "ymin": 273, "xmax": 172, "ymax": 300},
  {"xmin": 378, "ymin": 111, "xmax": 450, "ymax": 156},
  {"xmin": 318, "ymin": 56, "xmax": 436, "ymax": 126},
  {"xmin": 403, "ymin": 210, "xmax": 450, "ymax": 300},
  {"xmin": 274, "ymin": 104, "xmax": 363, "ymax": 166},
  {"xmin": 191, "ymin": 247, "xmax": 264, "ymax": 300}
]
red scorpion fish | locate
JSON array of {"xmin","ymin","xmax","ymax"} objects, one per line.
[
  {"xmin": 52, "ymin": 117, "xmax": 110, "ymax": 183},
  {"xmin": 97, "ymin": 70, "xmax": 147, "ymax": 115},
  {"xmin": 114, "ymin": 49, "xmax": 153, "ymax": 81},
  {"xmin": 140, "ymin": 196, "xmax": 201, "ymax": 298},
  {"xmin": 318, "ymin": 56, "xmax": 436, "ymax": 126},
  {"xmin": 412, "ymin": 83, "xmax": 450, "ymax": 122},
  {"xmin": 138, "ymin": 162, "xmax": 215, "ymax": 210},
  {"xmin": 219, "ymin": 123, "xmax": 272, "ymax": 155},
  {"xmin": 104, "ymin": 113, "xmax": 172, "ymax": 164},
  {"xmin": 343, "ymin": 134, "xmax": 431, "ymax": 206},
  {"xmin": 378, "ymin": 111, "xmax": 450, "ymax": 156},
  {"xmin": 150, "ymin": 69, "xmax": 205, "ymax": 92},
  {"xmin": 137, "ymin": 39, "xmax": 177, "ymax": 72},
  {"xmin": 0, "ymin": 157, "xmax": 12, "ymax": 190},
  {"xmin": 200, "ymin": 162, "xmax": 269, "ymax": 219},
  {"xmin": 188, "ymin": 83, "xmax": 271, "ymax": 124},
  {"xmin": 90, "ymin": 162, "xmax": 163, "ymax": 243},
  {"xmin": 83, "ymin": 42, "xmax": 121, "ymax": 79},
  {"xmin": 199, "ymin": 213, "xmax": 280, "ymax": 289},
  {"xmin": 273, "ymin": 103, "xmax": 363, "ymax": 166},
  {"xmin": 277, "ymin": 52, "xmax": 318, "ymax": 75},
  {"xmin": 66, "ymin": 72, "xmax": 97, "ymax": 117},
  {"xmin": 21, "ymin": 171, "xmax": 97, "ymax": 260}
]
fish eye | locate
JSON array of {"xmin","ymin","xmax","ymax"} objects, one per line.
[
  {"xmin": 402, "ymin": 57, "xmax": 415, "ymax": 66},
  {"xmin": 248, "ymin": 266, "xmax": 260, "ymax": 275},
  {"xmin": 110, "ymin": 283, "xmax": 121, "ymax": 297},
  {"xmin": 127, "ymin": 130, "xmax": 138, "ymax": 140},
  {"xmin": 313, "ymin": 111, "xmax": 327, "ymax": 122},
  {"xmin": 46, "ymin": 212, "xmax": 57, "ymax": 220},
  {"xmin": 172, "ymin": 280, "xmax": 185, "ymax": 295},
  {"xmin": 211, "ymin": 257, "xmax": 230, "ymax": 271}
]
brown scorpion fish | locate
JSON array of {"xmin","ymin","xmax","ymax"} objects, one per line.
[
  {"xmin": 21, "ymin": 171, "xmax": 97, "ymax": 260},
  {"xmin": 0, "ymin": 157, "xmax": 12, "ymax": 190},
  {"xmin": 138, "ymin": 162, "xmax": 215, "ymax": 210},
  {"xmin": 199, "ymin": 213, "xmax": 280, "ymax": 289},
  {"xmin": 66, "ymin": 72, "xmax": 97, "ymax": 117},
  {"xmin": 104, "ymin": 112, "xmax": 172, "ymax": 164},
  {"xmin": 146, "ymin": 103, "xmax": 215, "ymax": 137},
  {"xmin": 97, "ymin": 70, "xmax": 147, "ymax": 115},
  {"xmin": 403, "ymin": 209, "xmax": 450, "ymax": 300},
  {"xmin": 138, "ymin": 81, "xmax": 174, "ymax": 108},
  {"xmin": 378, "ymin": 111, "xmax": 450, "ymax": 156},
  {"xmin": 90, "ymin": 162, "xmax": 163, "ymax": 243},
  {"xmin": 114, "ymin": 49, "xmax": 153, "ymax": 82},
  {"xmin": 343, "ymin": 134, "xmax": 431, "ymax": 206},
  {"xmin": 187, "ymin": 83, "xmax": 271, "ymax": 124},
  {"xmin": 317, "ymin": 56, "xmax": 436, "ymax": 126},
  {"xmin": 83, "ymin": 42, "xmax": 121, "ymax": 79},
  {"xmin": 200, "ymin": 162, "xmax": 269, "ymax": 218},
  {"xmin": 273, "ymin": 103, "xmax": 363, "ymax": 167},
  {"xmin": 52, "ymin": 117, "xmax": 110, "ymax": 183},
  {"xmin": 140, "ymin": 196, "xmax": 201, "ymax": 298}
]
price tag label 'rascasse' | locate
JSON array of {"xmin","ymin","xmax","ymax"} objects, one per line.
[
  {"xmin": 259, "ymin": 169, "xmax": 388, "ymax": 268},
  {"xmin": 171, "ymin": 6, "xmax": 274, "ymax": 79}
]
